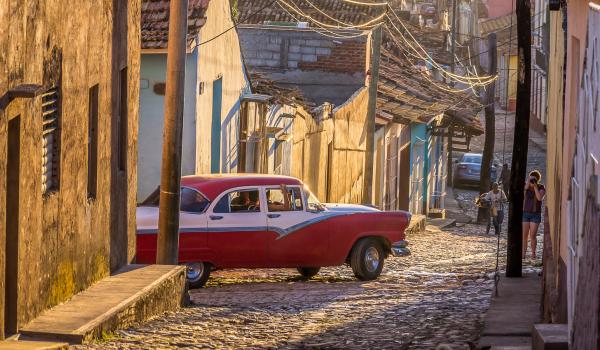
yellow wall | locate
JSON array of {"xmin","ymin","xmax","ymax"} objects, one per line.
[{"xmin": 507, "ymin": 55, "xmax": 518, "ymax": 99}]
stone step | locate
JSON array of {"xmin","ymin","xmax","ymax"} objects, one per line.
[
  {"xmin": 0, "ymin": 340, "xmax": 68, "ymax": 350},
  {"xmin": 532, "ymin": 324, "xmax": 568, "ymax": 350},
  {"xmin": 20, "ymin": 264, "xmax": 186, "ymax": 344},
  {"xmin": 406, "ymin": 214, "xmax": 426, "ymax": 235}
]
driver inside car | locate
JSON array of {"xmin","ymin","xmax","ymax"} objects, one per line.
[{"xmin": 267, "ymin": 184, "xmax": 291, "ymax": 212}]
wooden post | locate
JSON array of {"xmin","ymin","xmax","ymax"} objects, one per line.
[
  {"xmin": 506, "ymin": 0, "xmax": 531, "ymax": 278},
  {"xmin": 447, "ymin": 124, "xmax": 454, "ymax": 186},
  {"xmin": 450, "ymin": 0, "xmax": 458, "ymax": 75},
  {"xmin": 363, "ymin": 25, "xmax": 382, "ymax": 204},
  {"xmin": 477, "ymin": 33, "xmax": 497, "ymax": 223},
  {"xmin": 157, "ymin": 0, "xmax": 188, "ymax": 265},
  {"xmin": 238, "ymin": 100, "xmax": 247, "ymax": 173}
]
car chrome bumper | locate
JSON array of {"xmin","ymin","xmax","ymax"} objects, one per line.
[{"xmin": 391, "ymin": 240, "xmax": 411, "ymax": 257}]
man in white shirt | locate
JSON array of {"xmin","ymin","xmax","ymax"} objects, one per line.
[{"xmin": 481, "ymin": 182, "xmax": 507, "ymax": 235}]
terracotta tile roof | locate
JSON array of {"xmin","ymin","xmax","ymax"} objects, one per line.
[
  {"xmin": 377, "ymin": 48, "xmax": 483, "ymax": 135},
  {"xmin": 141, "ymin": 0, "xmax": 210, "ymax": 49},
  {"xmin": 237, "ymin": 0, "xmax": 384, "ymax": 26}
]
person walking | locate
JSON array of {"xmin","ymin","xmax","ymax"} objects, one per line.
[
  {"xmin": 498, "ymin": 163, "xmax": 511, "ymax": 196},
  {"xmin": 522, "ymin": 170, "xmax": 546, "ymax": 260},
  {"xmin": 482, "ymin": 182, "xmax": 507, "ymax": 235}
]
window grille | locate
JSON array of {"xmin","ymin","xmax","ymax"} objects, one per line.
[{"xmin": 42, "ymin": 87, "xmax": 60, "ymax": 194}]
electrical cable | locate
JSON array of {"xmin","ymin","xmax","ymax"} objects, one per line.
[
  {"xmin": 276, "ymin": 0, "xmax": 386, "ymax": 29},
  {"xmin": 385, "ymin": 9, "xmax": 498, "ymax": 86},
  {"xmin": 189, "ymin": 0, "xmax": 277, "ymax": 50}
]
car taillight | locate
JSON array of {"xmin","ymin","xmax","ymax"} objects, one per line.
[{"xmin": 458, "ymin": 164, "xmax": 467, "ymax": 169}]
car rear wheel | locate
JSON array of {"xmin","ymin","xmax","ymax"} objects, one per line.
[
  {"xmin": 350, "ymin": 238, "xmax": 384, "ymax": 281},
  {"xmin": 297, "ymin": 267, "xmax": 320, "ymax": 279},
  {"xmin": 186, "ymin": 262, "xmax": 211, "ymax": 289}
]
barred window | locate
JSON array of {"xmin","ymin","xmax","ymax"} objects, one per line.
[{"xmin": 42, "ymin": 87, "xmax": 60, "ymax": 194}]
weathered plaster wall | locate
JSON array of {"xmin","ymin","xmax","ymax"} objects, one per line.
[
  {"xmin": 542, "ymin": 8, "xmax": 566, "ymax": 324},
  {"xmin": 196, "ymin": 0, "xmax": 249, "ymax": 174},
  {"xmin": 0, "ymin": 0, "xmax": 139, "ymax": 336},
  {"xmin": 138, "ymin": 52, "xmax": 198, "ymax": 200}
]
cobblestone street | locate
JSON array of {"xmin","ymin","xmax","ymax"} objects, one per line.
[{"xmin": 76, "ymin": 224, "xmax": 540, "ymax": 350}]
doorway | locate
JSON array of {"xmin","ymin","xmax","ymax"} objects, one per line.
[
  {"xmin": 210, "ymin": 77, "xmax": 223, "ymax": 173},
  {"xmin": 4, "ymin": 115, "xmax": 20, "ymax": 337},
  {"xmin": 398, "ymin": 144, "xmax": 410, "ymax": 211}
]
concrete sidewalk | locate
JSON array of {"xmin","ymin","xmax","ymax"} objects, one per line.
[
  {"xmin": 478, "ymin": 272, "xmax": 542, "ymax": 349},
  {"xmin": 20, "ymin": 264, "xmax": 186, "ymax": 344}
]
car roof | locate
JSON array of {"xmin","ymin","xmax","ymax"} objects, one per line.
[
  {"xmin": 462, "ymin": 153, "xmax": 482, "ymax": 157},
  {"xmin": 181, "ymin": 174, "xmax": 303, "ymax": 201}
]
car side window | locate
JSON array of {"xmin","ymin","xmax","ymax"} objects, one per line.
[
  {"xmin": 266, "ymin": 186, "xmax": 303, "ymax": 212},
  {"xmin": 180, "ymin": 188, "xmax": 209, "ymax": 213},
  {"xmin": 213, "ymin": 189, "xmax": 260, "ymax": 213}
]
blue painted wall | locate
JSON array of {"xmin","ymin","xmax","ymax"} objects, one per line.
[
  {"xmin": 409, "ymin": 123, "xmax": 429, "ymax": 213},
  {"xmin": 137, "ymin": 51, "xmax": 199, "ymax": 200}
]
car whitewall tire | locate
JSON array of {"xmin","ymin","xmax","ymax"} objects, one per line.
[{"xmin": 186, "ymin": 262, "xmax": 211, "ymax": 289}]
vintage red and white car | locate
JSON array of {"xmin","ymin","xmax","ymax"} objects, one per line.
[{"xmin": 136, "ymin": 174, "xmax": 411, "ymax": 288}]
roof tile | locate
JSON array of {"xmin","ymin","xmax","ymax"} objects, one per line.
[{"xmin": 141, "ymin": 0, "xmax": 211, "ymax": 49}]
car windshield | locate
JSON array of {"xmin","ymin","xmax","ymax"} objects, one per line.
[
  {"xmin": 304, "ymin": 186, "xmax": 322, "ymax": 211},
  {"xmin": 462, "ymin": 155, "xmax": 482, "ymax": 164}
]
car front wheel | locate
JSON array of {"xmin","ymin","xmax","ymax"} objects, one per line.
[
  {"xmin": 297, "ymin": 267, "xmax": 320, "ymax": 279},
  {"xmin": 350, "ymin": 238, "xmax": 384, "ymax": 281},
  {"xmin": 186, "ymin": 262, "xmax": 211, "ymax": 289}
]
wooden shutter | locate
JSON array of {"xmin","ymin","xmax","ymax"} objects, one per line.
[{"xmin": 42, "ymin": 87, "xmax": 60, "ymax": 194}]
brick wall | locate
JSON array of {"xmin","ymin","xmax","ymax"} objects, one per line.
[
  {"xmin": 238, "ymin": 25, "xmax": 367, "ymax": 106},
  {"xmin": 239, "ymin": 26, "xmax": 366, "ymax": 73}
]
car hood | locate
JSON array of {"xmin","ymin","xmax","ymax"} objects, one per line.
[{"xmin": 322, "ymin": 203, "xmax": 380, "ymax": 212}]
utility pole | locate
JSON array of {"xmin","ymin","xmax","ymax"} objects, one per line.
[
  {"xmin": 363, "ymin": 24, "xmax": 382, "ymax": 205},
  {"xmin": 156, "ymin": 0, "xmax": 188, "ymax": 265},
  {"xmin": 506, "ymin": 0, "xmax": 531, "ymax": 277},
  {"xmin": 447, "ymin": 0, "xmax": 458, "ymax": 185},
  {"xmin": 477, "ymin": 33, "xmax": 497, "ymax": 223},
  {"xmin": 450, "ymin": 0, "xmax": 458, "ymax": 75}
]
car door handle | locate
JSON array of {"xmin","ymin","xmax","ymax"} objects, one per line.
[
  {"xmin": 267, "ymin": 214, "xmax": 281, "ymax": 218},
  {"xmin": 209, "ymin": 215, "xmax": 223, "ymax": 221}
]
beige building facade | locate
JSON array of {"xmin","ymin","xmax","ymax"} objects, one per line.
[{"xmin": 0, "ymin": 0, "xmax": 140, "ymax": 338}]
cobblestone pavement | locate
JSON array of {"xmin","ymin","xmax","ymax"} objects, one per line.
[{"xmin": 76, "ymin": 225, "xmax": 541, "ymax": 350}]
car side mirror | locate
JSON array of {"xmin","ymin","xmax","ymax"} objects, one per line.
[
  {"xmin": 307, "ymin": 203, "xmax": 325, "ymax": 213},
  {"xmin": 453, "ymin": 159, "xmax": 459, "ymax": 163}
]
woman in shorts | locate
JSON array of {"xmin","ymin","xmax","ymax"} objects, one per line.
[{"xmin": 522, "ymin": 170, "xmax": 545, "ymax": 260}]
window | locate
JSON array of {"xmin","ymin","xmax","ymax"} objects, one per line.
[
  {"xmin": 118, "ymin": 67, "xmax": 128, "ymax": 171},
  {"xmin": 266, "ymin": 186, "xmax": 303, "ymax": 212},
  {"xmin": 88, "ymin": 85, "xmax": 99, "ymax": 199},
  {"xmin": 462, "ymin": 155, "xmax": 482, "ymax": 164},
  {"xmin": 42, "ymin": 87, "xmax": 60, "ymax": 194},
  {"xmin": 180, "ymin": 188, "xmax": 210, "ymax": 213},
  {"xmin": 214, "ymin": 189, "xmax": 260, "ymax": 213}
]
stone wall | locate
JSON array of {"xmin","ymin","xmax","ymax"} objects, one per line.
[{"xmin": 0, "ymin": 0, "xmax": 139, "ymax": 338}]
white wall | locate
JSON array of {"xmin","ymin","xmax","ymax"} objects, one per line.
[
  {"xmin": 137, "ymin": 52, "xmax": 198, "ymax": 201},
  {"xmin": 196, "ymin": 0, "xmax": 250, "ymax": 174}
]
